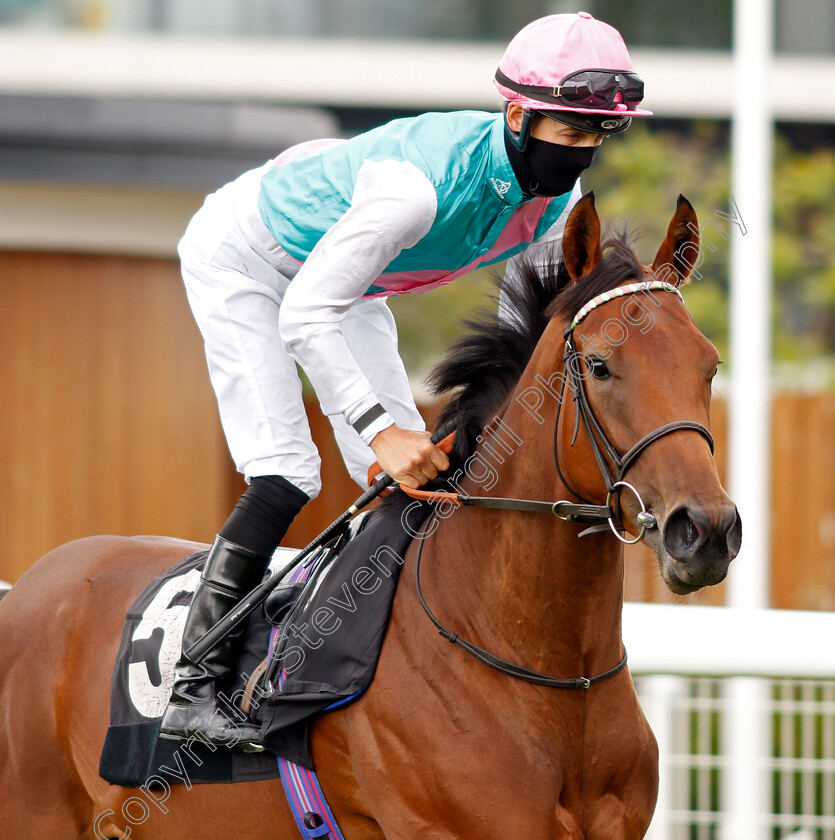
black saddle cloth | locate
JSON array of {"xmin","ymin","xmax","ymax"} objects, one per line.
[
  {"xmin": 99, "ymin": 499, "xmax": 429, "ymax": 786},
  {"xmin": 98, "ymin": 549, "xmax": 280, "ymax": 787},
  {"xmin": 254, "ymin": 500, "xmax": 427, "ymax": 767}
]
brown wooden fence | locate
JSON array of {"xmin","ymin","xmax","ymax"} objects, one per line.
[
  {"xmin": 1, "ymin": 251, "xmax": 833, "ymax": 611},
  {"xmin": 0, "ymin": 251, "xmax": 232, "ymax": 581}
]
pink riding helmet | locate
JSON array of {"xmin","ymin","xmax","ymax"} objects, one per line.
[{"xmin": 495, "ymin": 12, "xmax": 652, "ymax": 141}]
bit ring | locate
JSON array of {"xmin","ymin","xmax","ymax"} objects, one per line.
[{"xmin": 605, "ymin": 480, "xmax": 656, "ymax": 545}]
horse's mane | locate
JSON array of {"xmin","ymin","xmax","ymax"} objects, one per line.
[
  {"xmin": 381, "ymin": 231, "xmax": 642, "ymax": 515},
  {"xmin": 430, "ymin": 233, "xmax": 641, "ymax": 463}
]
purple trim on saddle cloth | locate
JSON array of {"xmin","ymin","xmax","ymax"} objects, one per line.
[
  {"xmin": 269, "ymin": 554, "xmax": 348, "ymax": 840},
  {"xmin": 268, "ymin": 554, "xmax": 312, "ymax": 692}
]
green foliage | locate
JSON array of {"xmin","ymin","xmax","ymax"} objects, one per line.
[
  {"xmin": 772, "ymin": 137, "xmax": 835, "ymax": 368},
  {"xmin": 583, "ymin": 122, "xmax": 733, "ymax": 360},
  {"xmin": 390, "ymin": 122, "xmax": 835, "ymax": 388}
]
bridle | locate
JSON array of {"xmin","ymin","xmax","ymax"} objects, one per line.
[
  {"xmin": 554, "ymin": 280, "xmax": 715, "ymax": 543},
  {"xmin": 403, "ymin": 279, "xmax": 715, "ymax": 543},
  {"xmin": 412, "ymin": 280, "xmax": 715, "ymax": 690}
]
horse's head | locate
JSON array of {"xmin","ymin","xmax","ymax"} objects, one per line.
[{"xmin": 553, "ymin": 193, "xmax": 741, "ymax": 594}]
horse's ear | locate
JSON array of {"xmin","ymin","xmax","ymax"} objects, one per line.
[
  {"xmin": 562, "ymin": 192, "xmax": 603, "ymax": 283},
  {"xmin": 652, "ymin": 195, "xmax": 700, "ymax": 286}
]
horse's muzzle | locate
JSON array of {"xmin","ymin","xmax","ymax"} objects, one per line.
[{"xmin": 660, "ymin": 502, "xmax": 742, "ymax": 592}]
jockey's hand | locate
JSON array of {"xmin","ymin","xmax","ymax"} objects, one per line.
[{"xmin": 369, "ymin": 425, "xmax": 450, "ymax": 490}]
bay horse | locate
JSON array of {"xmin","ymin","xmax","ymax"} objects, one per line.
[{"xmin": 0, "ymin": 194, "xmax": 740, "ymax": 839}]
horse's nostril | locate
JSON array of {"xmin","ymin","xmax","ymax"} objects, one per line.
[
  {"xmin": 663, "ymin": 506, "xmax": 708, "ymax": 561},
  {"xmin": 684, "ymin": 518, "xmax": 700, "ymax": 549},
  {"xmin": 663, "ymin": 503, "xmax": 742, "ymax": 565}
]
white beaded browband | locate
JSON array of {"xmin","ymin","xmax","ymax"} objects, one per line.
[{"xmin": 568, "ymin": 280, "xmax": 684, "ymax": 332}]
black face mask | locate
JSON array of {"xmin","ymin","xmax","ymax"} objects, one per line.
[{"xmin": 505, "ymin": 133, "xmax": 599, "ymax": 197}]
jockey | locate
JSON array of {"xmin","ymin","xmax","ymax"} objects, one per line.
[{"xmin": 161, "ymin": 11, "xmax": 652, "ymax": 748}]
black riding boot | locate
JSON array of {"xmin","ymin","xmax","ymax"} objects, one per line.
[{"xmin": 159, "ymin": 535, "xmax": 271, "ymax": 748}]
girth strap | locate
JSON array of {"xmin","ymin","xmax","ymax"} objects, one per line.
[{"xmin": 278, "ymin": 757, "xmax": 346, "ymax": 840}]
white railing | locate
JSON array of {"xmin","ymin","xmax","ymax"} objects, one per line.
[{"xmin": 623, "ymin": 604, "xmax": 835, "ymax": 840}]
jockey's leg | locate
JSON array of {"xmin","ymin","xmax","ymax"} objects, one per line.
[
  {"xmin": 160, "ymin": 476, "xmax": 308, "ymax": 748},
  {"xmin": 168, "ymin": 175, "xmax": 321, "ymax": 747}
]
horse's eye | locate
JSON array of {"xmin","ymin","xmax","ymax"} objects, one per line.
[{"xmin": 587, "ymin": 357, "xmax": 612, "ymax": 380}]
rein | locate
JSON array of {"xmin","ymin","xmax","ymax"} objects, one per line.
[{"xmin": 414, "ymin": 511, "xmax": 628, "ymax": 689}]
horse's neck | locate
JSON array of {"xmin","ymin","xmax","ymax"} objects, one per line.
[{"xmin": 431, "ymin": 343, "xmax": 625, "ymax": 678}]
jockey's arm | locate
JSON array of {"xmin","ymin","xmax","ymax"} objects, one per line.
[{"xmin": 278, "ymin": 159, "xmax": 449, "ymax": 489}]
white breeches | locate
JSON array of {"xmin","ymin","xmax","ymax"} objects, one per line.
[{"xmin": 178, "ymin": 164, "xmax": 424, "ymax": 499}]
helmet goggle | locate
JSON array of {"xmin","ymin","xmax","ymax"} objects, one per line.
[{"xmin": 495, "ymin": 67, "xmax": 645, "ymax": 111}]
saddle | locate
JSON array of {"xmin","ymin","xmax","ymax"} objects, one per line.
[{"xmin": 99, "ymin": 497, "xmax": 429, "ymax": 787}]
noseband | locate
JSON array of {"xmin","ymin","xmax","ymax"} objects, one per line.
[{"xmin": 555, "ymin": 280, "xmax": 715, "ymax": 542}]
